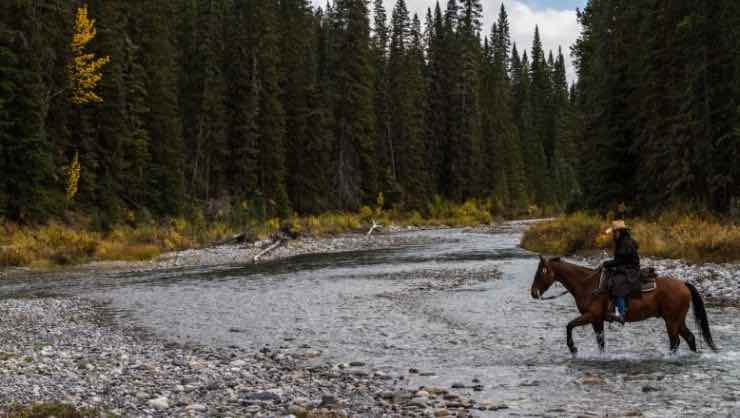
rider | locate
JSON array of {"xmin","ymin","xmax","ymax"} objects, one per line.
[{"xmin": 593, "ymin": 219, "xmax": 641, "ymax": 323}]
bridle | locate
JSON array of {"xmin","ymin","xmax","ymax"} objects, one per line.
[{"xmin": 536, "ymin": 263, "xmax": 603, "ymax": 300}]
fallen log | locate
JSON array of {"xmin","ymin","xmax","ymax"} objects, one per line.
[
  {"xmin": 253, "ymin": 239, "xmax": 284, "ymax": 263},
  {"xmin": 366, "ymin": 219, "xmax": 382, "ymax": 237},
  {"xmin": 209, "ymin": 231, "xmax": 255, "ymax": 248}
]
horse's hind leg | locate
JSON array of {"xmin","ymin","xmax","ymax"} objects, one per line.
[
  {"xmin": 679, "ymin": 322, "xmax": 697, "ymax": 352},
  {"xmin": 592, "ymin": 322, "xmax": 605, "ymax": 352},
  {"xmin": 665, "ymin": 319, "xmax": 681, "ymax": 353}
]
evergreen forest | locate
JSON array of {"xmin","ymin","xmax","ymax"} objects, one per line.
[{"xmin": 1, "ymin": 0, "xmax": 738, "ymax": 227}]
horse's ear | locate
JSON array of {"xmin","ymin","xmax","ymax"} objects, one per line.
[{"xmin": 539, "ymin": 254, "xmax": 545, "ymax": 262}]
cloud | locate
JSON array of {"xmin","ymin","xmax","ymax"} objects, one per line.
[
  {"xmin": 310, "ymin": 0, "xmax": 581, "ymax": 82},
  {"xmin": 502, "ymin": 1, "xmax": 581, "ymax": 81}
]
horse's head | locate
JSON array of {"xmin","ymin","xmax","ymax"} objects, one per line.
[{"xmin": 531, "ymin": 255, "xmax": 557, "ymax": 299}]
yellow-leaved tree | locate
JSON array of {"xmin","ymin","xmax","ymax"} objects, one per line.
[
  {"xmin": 66, "ymin": 152, "xmax": 81, "ymax": 201},
  {"xmin": 65, "ymin": 5, "xmax": 110, "ymax": 202},
  {"xmin": 68, "ymin": 5, "xmax": 110, "ymax": 105}
]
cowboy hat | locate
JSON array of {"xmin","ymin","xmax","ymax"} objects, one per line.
[{"xmin": 605, "ymin": 219, "xmax": 628, "ymax": 234}]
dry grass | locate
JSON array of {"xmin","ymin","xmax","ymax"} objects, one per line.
[
  {"xmin": 521, "ymin": 211, "xmax": 740, "ymax": 263},
  {"xmin": 0, "ymin": 220, "xmax": 239, "ymax": 268},
  {"xmin": 520, "ymin": 212, "xmax": 606, "ymax": 255},
  {"xmin": 2, "ymin": 402, "xmax": 99, "ymax": 418},
  {"xmin": 0, "ymin": 199, "xmax": 499, "ymax": 269}
]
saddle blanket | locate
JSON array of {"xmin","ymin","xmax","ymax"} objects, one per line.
[{"xmin": 640, "ymin": 267, "xmax": 657, "ymax": 293}]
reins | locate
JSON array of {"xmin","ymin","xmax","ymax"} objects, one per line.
[
  {"xmin": 539, "ymin": 265, "xmax": 603, "ymax": 300},
  {"xmin": 540, "ymin": 289, "xmax": 569, "ymax": 300}
]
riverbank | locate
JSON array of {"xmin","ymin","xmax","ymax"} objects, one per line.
[
  {"xmin": 521, "ymin": 212, "xmax": 740, "ymax": 263},
  {"xmin": 0, "ymin": 225, "xmax": 498, "ymax": 283},
  {"xmin": 1, "ymin": 200, "xmax": 501, "ymax": 271}
]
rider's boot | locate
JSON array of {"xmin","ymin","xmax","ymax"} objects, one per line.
[
  {"xmin": 605, "ymin": 312, "xmax": 625, "ymax": 325},
  {"xmin": 612, "ymin": 297, "xmax": 627, "ymax": 325}
]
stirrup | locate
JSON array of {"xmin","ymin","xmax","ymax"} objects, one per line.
[{"xmin": 606, "ymin": 313, "xmax": 625, "ymax": 325}]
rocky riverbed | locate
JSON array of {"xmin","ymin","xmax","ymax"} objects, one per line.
[
  {"xmin": 1, "ymin": 223, "xmax": 739, "ymax": 417},
  {"xmin": 0, "ymin": 296, "xmax": 506, "ymax": 417},
  {"xmin": 0, "ymin": 233, "xmax": 504, "ymax": 417}
]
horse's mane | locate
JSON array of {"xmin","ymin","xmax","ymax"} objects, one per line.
[{"xmin": 550, "ymin": 257, "xmax": 597, "ymax": 278}]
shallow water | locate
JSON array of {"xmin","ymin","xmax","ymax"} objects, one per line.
[{"xmin": 2, "ymin": 222, "xmax": 739, "ymax": 417}]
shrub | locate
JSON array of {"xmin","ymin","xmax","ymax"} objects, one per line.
[
  {"xmin": 3, "ymin": 402, "xmax": 99, "ymax": 418},
  {"xmin": 521, "ymin": 211, "xmax": 740, "ymax": 263},
  {"xmin": 520, "ymin": 212, "xmax": 605, "ymax": 255}
]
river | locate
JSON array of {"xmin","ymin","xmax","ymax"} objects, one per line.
[{"xmin": 1, "ymin": 221, "xmax": 738, "ymax": 417}]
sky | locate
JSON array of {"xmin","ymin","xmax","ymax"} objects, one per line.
[{"xmin": 311, "ymin": 0, "xmax": 587, "ymax": 82}]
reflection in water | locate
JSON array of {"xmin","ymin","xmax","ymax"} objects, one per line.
[{"xmin": 1, "ymin": 223, "xmax": 738, "ymax": 417}]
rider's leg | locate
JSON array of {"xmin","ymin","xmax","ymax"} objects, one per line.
[{"xmin": 614, "ymin": 296, "xmax": 627, "ymax": 316}]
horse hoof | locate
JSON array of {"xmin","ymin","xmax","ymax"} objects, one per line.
[{"xmin": 569, "ymin": 346, "xmax": 578, "ymax": 355}]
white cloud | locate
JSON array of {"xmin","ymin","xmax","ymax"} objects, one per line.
[
  {"xmin": 311, "ymin": 0, "xmax": 581, "ymax": 82},
  {"xmin": 502, "ymin": 1, "xmax": 580, "ymax": 82}
]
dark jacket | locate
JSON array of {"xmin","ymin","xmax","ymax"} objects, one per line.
[
  {"xmin": 604, "ymin": 232, "xmax": 641, "ymax": 297},
  {"xmin": 604, "ymin": 232, "xmax": 640, "ymax": 269}
]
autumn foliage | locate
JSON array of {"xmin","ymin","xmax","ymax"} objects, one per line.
[{"xmin": 68, "ymin": 5, "xmax": 110, "ymax": 105}]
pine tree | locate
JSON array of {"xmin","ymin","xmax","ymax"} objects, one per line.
[
  {"xmin": 280, "ymin": 0, "xmax": 332, "ymax": 213},
  {"xmin": 0, "ymin": 3, "xmax": 57, "ymax": 221},
  {"xmin": 332, "ymin": 0, "xmax": 377, "ymax": 208},
  {"xmin": 370, "ymin": 0, "xmax": 397, "ymax": 197},
  {"xmin": 388, "ymin": 0, "xmax": 410, "ymax": 188},
  {"xmin": 425, "ymin": 2, "xmax": 448, "ymax": 195},
  {"xmin": 184, "ymin": 0, "xmax": 228, "ymax": 203},
  {"xmin": 137, "ymin": 0, "xmax": 186, "ymax": 216},
  {"xmin": 255, "ymin": 1, "xmax": 291, "ymax": 217},
  {"xmin": 400, "ymin": 13, "xmax": 430, "ymax": 209},
  {"xmin": 527, "ymin": 27, "xmax": 553, "ymax": 206},
  {"xmin": 225, "ymin": 0, "xmax": 260, "ymax": 202},
  {"xmin": 89, "ymin": 0, "xmax": 130, "ymax": 220}
]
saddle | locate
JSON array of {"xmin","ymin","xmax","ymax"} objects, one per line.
[
  {"xmin": 639, "ymin": 267, "xmax": 657, "ymax": 293},
  {"xmin": 598, "ymin": 267, "xmax": 658, "ymax": 294}
]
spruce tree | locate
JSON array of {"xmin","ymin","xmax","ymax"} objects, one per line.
[
  {"xmin": 137, "ymin": 0, "xmax": 186, "ymax": 216},
  {"xmin": 255, "ymin": 1, "xmax": 291, "ymax": 217},
  {"xmin": 332, "ymin": 0, "xmax": 377, "ymax": 208},
  {"xmin": 280, "ymin": 0, "xmax": 332, "ymax": 213}
]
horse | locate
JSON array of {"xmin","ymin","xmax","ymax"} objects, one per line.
[{"xmin": 530, "ymin": 255, "xmax": 717, "ymax": 355}]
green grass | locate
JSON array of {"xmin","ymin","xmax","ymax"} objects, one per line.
[{"xmin": 521, "ymin": 211, "xmax": 740, "ymax": 263}]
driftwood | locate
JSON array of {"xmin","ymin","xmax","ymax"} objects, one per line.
[
  {"xmin": 209, "ymin": 231, "xmax": 257, "ymax": 248},
  {"xmin": 366, "ymin": 219, "xmax": 382, "ymax": 237},
  {"xmin": 253, "ymin": 239, "xmax": 285, "ymax": 263}
]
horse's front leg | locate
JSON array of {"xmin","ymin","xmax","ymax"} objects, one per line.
[
  {"xmin": 592, "ymin": 321, "xmax": 605, "ymax": 352},
  {"xmin": 566, "ymin": 314, "xmax": 595, "ymax": 355}
]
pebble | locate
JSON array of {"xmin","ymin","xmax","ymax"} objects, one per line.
[
  {"xmin": 478, "ymin": 400, "xmax": 508, "ymax": 411},
  {"xmin": 581, "ymin": 375, "xmax": 605, "ymax": 385},
  {"xmin": 0, "ymin": 298, "xmax": 406, "ymax": 417},
  {"xmin": 147, "ymin": 396, "xmax": 170, "ymax": 410},
  {"xmin": 434, "ymin": 408, "xmax": 450, "ymax": 417},
  {"xmin": 409, "ymin": 397, "xmax": 429, "ymax": 408}
]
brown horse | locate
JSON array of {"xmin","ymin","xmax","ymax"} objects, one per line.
[{"xmin": 530, "ymin": 255, "xmax": 717, "ymax": 355}]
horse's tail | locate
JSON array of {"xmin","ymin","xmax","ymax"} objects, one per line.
[{"xmin": 685, "ymin": 282, "xmax": 718, "ymax": 351}]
